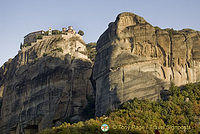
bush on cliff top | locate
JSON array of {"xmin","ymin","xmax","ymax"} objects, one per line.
[
  {"xmin": 78, "ymin": 30, "xmax": 84, "ymax": 36},
  {"xmin": 40, "ymin": 83, "xmax": 200, "ymax": 134}
]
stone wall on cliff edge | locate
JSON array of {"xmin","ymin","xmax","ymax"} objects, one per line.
[
  {"xmin": 0, "ymin": 34, "xmax": 94, "ymax": 133},
  {"xmin": 93, "ymin": 12, "xmax": 200, "ymax": 116}
]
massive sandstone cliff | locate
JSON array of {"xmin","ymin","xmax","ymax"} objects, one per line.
[
  {"xmin": 93, "ymin": 12, "xmax": 200, "ymax": 116},
  {"xmin": 0, "ymin": 12, "xmax": 200, "ymax": 133},
  {"xmin": 0, "ymin": 34, "xmax": 94, "ymax": 133}
]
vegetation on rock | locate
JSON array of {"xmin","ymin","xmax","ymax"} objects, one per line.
[
  {"xmin": 86, "ymin": 42, "xmax": 97, "ymax": 62},
  {"xmin": 43, "ymin": 53, "xmax": 48, "ymax": 57},
  {"xmin": 22, "ymin": 43, "xmax": 31, "ymax": 48},
  {"xmin": 165, "ymin": 28, "xmax": 179, "ymax": 35},
  {"xmin": 37, "ymin": 35, "xmax": 43, "ymax": 39},
  {"xmin": 40, "ymin": 83, "xmax": 200, "ymax": 134},
  {"xmin": 52, "ymin": 30, "xmax": 62, "ymax": 35},
  {"xmin": 78, "ymin": 30, "xmax": 84, "ymax": 36},
  {"xmin": 154, "ymin": 26, "xmax": 161, "ymax": 32}
]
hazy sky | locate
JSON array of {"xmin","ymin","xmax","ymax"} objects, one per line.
[{"xmin": 0, "ymin": 0, "xmax": 199, "ymax": 66}]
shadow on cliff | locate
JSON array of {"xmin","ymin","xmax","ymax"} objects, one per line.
[{"xmin": 0, "ymin": 54, "xmax": 95, "ymax": 133}]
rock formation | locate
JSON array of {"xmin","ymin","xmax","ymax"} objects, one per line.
[
  {"xmin": 93, "ymin": 12, "xmax": 200, "ymax": 116},
  {"xmin": 0, "ymin": 34, "xmax": 94, "ymax": 133},
  {"xmin": 0, "ymin": 12, "xmax": 200, "ymax": 133}
]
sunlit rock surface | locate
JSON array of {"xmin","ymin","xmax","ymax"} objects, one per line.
[{"xmin": 93, "ymin": 12, "xmax": 200, "ymax": 116}]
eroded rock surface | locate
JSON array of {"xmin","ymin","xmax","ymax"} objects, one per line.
[
  {"xmin": 93, "ymin": 12, "xmax": 200, "ymax": 116},
  {"xmin": 0, "ymin": 34, "xmax": 94, "ymax": 133}
]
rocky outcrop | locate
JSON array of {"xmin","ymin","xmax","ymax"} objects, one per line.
[
  {"xmin": 93, "ymin": 12, "xmax": 200, "ymax": 116},
  {"xmin": 1, "ymin": 12, "xmax": 200, "ymax": 133},
  {"xmin": 0, "ymin": 34, "xmax": 94, "ymax": 133}
]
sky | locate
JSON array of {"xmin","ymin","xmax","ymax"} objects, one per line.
[{"xmin": 0, "ymin": 0, "xmax": 199, "ymax": 66}]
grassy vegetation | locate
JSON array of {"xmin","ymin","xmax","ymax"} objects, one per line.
[{"xmin": 40, "ymin": 83, "xmax": 200, "ymax": 134}]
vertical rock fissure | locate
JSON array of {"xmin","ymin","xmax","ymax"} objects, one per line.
[
  {"xmin": 122, "ymin": 67, "xmax": 125, "ymax": 102},
  {"xmin": 169, "ymin": 35, "xmax": 173, "ymax": 67},
  {"xmin": 155, "ymin": 31, "xmax": 166, "ymax": 66},
  {"xmin": 183, "ymin": 33, "xmax": 189, "ymax": 64},
  {"xmin": 185, "ymin": 63, "xmax": 189, "ymax": 81},
  {"xmin": 129, "ymin": 37, "xmax": 134, "ymax": 53},
  {"xmin": 122, "ymin": 67, "xmax": 125, "ymax": 84},
  {"xmin": 183, "ymin": 33, "xmax": 190, "ymax": 81},
  {"xmin": 156, "ymin": 42, "xmax": 167, "ymax": 67},
  {"xmin": 161, "ymin": 66, "xmax": 166, "ymax": 79},
  {"xmin": 63, "ymin": 67, "xmax": 74, "ymax": 121},
  {"xmin": 171, "ymin": 67, "xmax": 175, "ymax": 79}
]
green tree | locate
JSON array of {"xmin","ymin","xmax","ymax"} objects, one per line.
[
  {"xmin": 78, "ymin": 30, "xmax": 84, "ymax": 36},
  {"xmin": 86, "ymin": 42, "xmax": 97, "ymax": 62},
  {"xmin": 37, "ymin": 35, "xmax": 43, "ymax": 39},
  {"xmin": 52, "ymin": 30, "xmax": 61, "ymax": 35}
]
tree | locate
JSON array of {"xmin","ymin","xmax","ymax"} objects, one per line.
[
  {"xmin": 52, "ymin": 30, "xmax": 61, "ymax": 35},
  {"xmin": 37, "ymin": 35, "xmax": 43, "ymax": 39},
  {"xmin": 86, "ymin": 42, "xmax": 97, "ymax": 62},
  {"xmin": 78, "ymin": 30, "xmax": 84, "ymax": 36}
]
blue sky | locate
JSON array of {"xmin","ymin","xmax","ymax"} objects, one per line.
[{"xmin": 0, "ymin": 0, "xmax": 199, "ymax": 66}]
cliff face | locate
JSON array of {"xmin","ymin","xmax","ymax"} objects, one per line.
[
  {"xmin": 1, "ymin": 12, "xmax": 200, "ymax": 133},
  {"xmin": 93, "ymin": 12, "xmax": 200, "ymax": 116},
  {"xmin": 0, "ymin": 34, "xmax": 94, "ymax": 133}
]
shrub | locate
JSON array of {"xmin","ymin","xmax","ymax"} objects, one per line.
[
  {"xmin": 78, "ymin": 30, "xmax": 84, "ymax": 36},
  {"xmin": 52, "ymin": 30, "xmax": 61, "ymax": 35},
  {"xmin": 86, "ymin": 42, "xmax": 97, "ymax": 62},
  {"xmin": 154, "ymin": 26, "xmax": 161, "ymax": 32},
  {"xmin": 165, "ymin": 28, "xmax": 179, "ymax": 36},
  {"xmin": 44, "ymin": 31, "xmax": 49, "ymax": 36},
  {"xmin": 37, "ymin": 35, "xmax": 43, "ymax": 39},
  {"xmin": 43, "ymin": 53, "xmax": 47, "ymax": 57}
]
